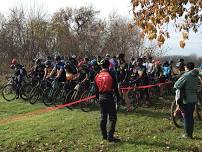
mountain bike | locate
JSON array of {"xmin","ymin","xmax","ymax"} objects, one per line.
[
  {"xmin": 2, "ymin": 76, "xmax": 19, "ymax": 101},
  {"xmin": 29, "ymin": 79, "xmax": 51, "ymax": 104}
]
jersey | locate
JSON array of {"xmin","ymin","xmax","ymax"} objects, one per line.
[
  {"xmin": 11, "ymin": 64, "xmax": 26, "ymax": 77},
  {"xmin": 34, "ymin": 64, "xmax": 45, "ymax": 79},
  {"xmin": 162, "ymin": 66, "xmax": 171, "ymax": 77},
  {"xmin": 66, "ymin": 73, "xmax": 74, "ymax": 81},
  {"xmin": 95, "ymin": 70, "xmax": 113, "ymax": 93},
  {"xmin": 45, "ymin": 67, "xmax": 53, "ymax": 78},
  {"xmin": 54, "ymin": 61, "xmax": 66, "ymax": 82}
]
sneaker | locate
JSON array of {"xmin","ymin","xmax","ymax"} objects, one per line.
[
  {"xmin": 180, "ymin": 134, "xmax": 193, "ymax": 139},
  {"xmin": 108, "ymin": 137, "xmax": 121, "ymax": 143}
]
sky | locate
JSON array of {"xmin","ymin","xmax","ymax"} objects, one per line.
[{"xmin": 0, "ymin": 0, "xmax": 202, "ymax": 56}]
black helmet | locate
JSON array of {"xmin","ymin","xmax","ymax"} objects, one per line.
[
  {"xmin": 179, "ymin": 58, "xmax": 184, "ymax": 62},
  {"xmin": 137, "ymin": 58, "xmax": 143, "ymax": 63},
  {"xmin": 46, "ymin": 56, "xmax": 52, "ymax": 61},
  {"xmin": 45, "ymin": 60, "xmax": 52, "ymax": 66},
  {"xmin": 36, "ymin": 59, "xmax": 42, "ymax": 65},
  {"xmin": 100, "ymin": 59, "xmax": 110, "ymax": 68},
  {"xmin": 82, "ymin": 64, "xmax": 88, "ymax": 69},
  {"xmin": 55, "ymin": 56, "xmax": 61, "ymax": 61}
]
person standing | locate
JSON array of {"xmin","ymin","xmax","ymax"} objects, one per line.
[
  {"xmin": 174, "ymin": 62, "xmax": 200, "ymax": 138},
  {"xmin": 95, "ymin": 59, "xmax": 120, "ymax": 142}
]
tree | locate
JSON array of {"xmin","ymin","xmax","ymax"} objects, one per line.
[{"xmin": 131, "ymin": 0, "xmax": 202, "ymax": 48}]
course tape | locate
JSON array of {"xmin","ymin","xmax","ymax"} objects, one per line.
[
  {"xmin": 120, "ymin": 81, "xmax": 172, "ymax": 90},
  {"xmin": 0, "ymin": 81, "xmax": 172, "ymax": 125},
  {"xmin": 57, "ymin": 81, "xmax": 172, "ymax": 108},
  {"xmin": 56, "ymin": 95, "xmax": 96, "ymax": 109}
]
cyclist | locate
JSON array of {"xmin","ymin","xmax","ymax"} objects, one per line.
[
  {"xmin": 48, "ymin": 56, "xmax": 66, "ymax": 82},
  {"xmin": 43, "ymin": 60, "xmax": 53, "ymax": 80},
  {"xmin": 176, "ymin": 58, "xmax": 185, "ymax": 73},
  {"xmin": 69, "ymin": 55, "xmax": 78, "ymax": 66},
  {"xmin": 74, "ymin": 64, "xmax": 90, "ymax": 89},
  {"xmin": 31, "ymin": 59, "xmax": 45, "ymax": 81},
  {"xmin": 133, "ymin": 68, "xmax": 150, "ymax": 106},
  {"xmin": 10, "ymin": 58, "xmax": 27, "ymax": 98},
  {"xmin": 162, "ymin": 61, "xmax": 171, "ymax": 80},
  {"xmin": 147, "ymin": 57, "xmax": 155, "ymax": 78},
  {"xmin": 117, "ymin": 54, "xmax": 131, "ymax": 111}
]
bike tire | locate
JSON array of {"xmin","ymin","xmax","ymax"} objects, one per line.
[
  {"xmin": 196, "ymin": 99, "xmax": 202, "ymax": 121},
  {"xmin": 170, "ymin": 101, "xmax": 184, "ymax": 128},
  {"xmin": 80, "ymin": 91, "xmax": 96, "ymax": 112},
  {"xmin": 42, "ymin": 87, "xmax": 54, "ymax": 106},
  {"xmin": 2, "ymin": 84, "xmax": 17, "ymax": 101},
  {"xmin": 64, "ymin": 90, "xmax": 76, "ymax": 110},
  {"xmin": 29, "ymin": 87, "xmax": 43, "ymax": 104},
  {"xmin": 20, "ymin": 83, "xmax": 33, "ymax": 100},
  {"xmin": 52, "ymin": 89, "xmax": 66, "ymax": 108}
]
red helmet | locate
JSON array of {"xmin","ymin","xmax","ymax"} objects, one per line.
[{"xmin": 11, "ymin": 58, "xmax": 17, "ymax": 65}]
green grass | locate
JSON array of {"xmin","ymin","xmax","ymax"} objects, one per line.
[{"xmin": 0, "ymin": 97, "xmax": 202, "ymax": 152}]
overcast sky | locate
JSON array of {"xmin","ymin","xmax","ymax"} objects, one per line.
[{"xmin": 0, "ymin": 0, "xmax": 202, "ymax": 56}]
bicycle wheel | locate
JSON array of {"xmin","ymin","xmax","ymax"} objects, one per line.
[
  {"xmin": 29, "ymin": 87, "xmax": 43, "ymax": 104},
  {"xmin": 20, "ymin": 83, "xmax": 33, "ymax": 100},
  {"xmin": 170, "ymin": 101, "xmax": 184, "ymax": 128},
  {"xmin": 128, "ymin": 90, "xmax": 135, "ymax": 100},
  {"xmin": 2, "ymin": 84, "xmax": 17, "ymax": 101},
  {"xmin": 80, "ymin": 91, "xmax": 96, "ymax": 112},
  {"xmin": 52, "ymin": 89, "xmax": 66, "ymax": 107},
  {"xmin": 64, "ymin": 90, "xmax": 76, "ymax": 109},
  {"xmin": 196, "ymin": 99, "xmax": 202, "ymax": 121},
  {"xmin": 42, "ymin": 87, "xmax": 54, "ymax": 106}
]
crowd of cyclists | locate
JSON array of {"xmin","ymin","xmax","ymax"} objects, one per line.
[
  {"xmin": 4, "ymin": 53, "xmax": 202, "ymax": 142},
  {"xmin": 7, "ymin": 53, "xmax": 194, "ymax": 111}
]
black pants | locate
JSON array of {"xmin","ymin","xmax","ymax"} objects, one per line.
[
  {"xmin": 100, "ymin": 99, "xmax": 117, "ymax": 139},
  {"xmin": 183, "ymin": 103, "xmax": 196, "ymax": 137}
]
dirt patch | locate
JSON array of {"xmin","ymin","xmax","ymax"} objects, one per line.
[{"xmin": 0, "ymin": 107, "xmax": 58, "ymax": 125}]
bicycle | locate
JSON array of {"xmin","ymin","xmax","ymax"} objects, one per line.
[
  {"xmin": 64, "ymin": 82, "xmax": 85, "ymax": 110},
  {"xmin": 170, "ymin": 96, "xmax": 202, "ymax": 128},
  {"xmin": 29, "ymin": 79, "xmax": 51, "ymax": 104},
  {"xmin": 80, "ymin": 82, "xmax": 97, "ymax": 112},
  {"xmin": 2, "ymin": 76, "xmax": 19, "ymax": 101}
]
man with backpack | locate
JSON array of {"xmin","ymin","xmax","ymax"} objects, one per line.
[{"xmin": 95, "ymin": 59, "xmax": 120, "ymax": 142}]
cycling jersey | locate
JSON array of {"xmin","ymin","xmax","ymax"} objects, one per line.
[
  {"xmin": 66, "ymin": 73, "xmax": 74, "ymax": 81},
  {"xmin": 53, "ymin": 61, "xmax": 66, "ymax": 82},
  {"xmin": 44, "ymin": 66, "xmax": 53, "ymax": 79},
  {"xmin": 34, "ymin": 64, "xmax": 45, "ymax": 79},
  {"xmin": 11, "ymin": 64, "xmax": 27, "ymax": 78},
  {"xmin": 162, "ymin": 66, "xmax": 171, "ymax": 78}
]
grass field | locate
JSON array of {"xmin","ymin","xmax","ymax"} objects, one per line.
[{"xmin": 0, "ymin": 97, "xmax": 202, "ymax": 152}]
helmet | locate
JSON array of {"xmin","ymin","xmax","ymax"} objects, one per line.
[
  {"xmin": 45, "ymin": 60, "xmax": 52, "ymax": 66},
  {"xmin": 82, "ymin": 64, "xmax": 88, "ymax": 69},
  {"xmin": 36, "ymin": 59, "xmax": 42, "ymax": 65},
  {"xmin": 46, "ymin": 56, "xmax": 52, "ymax": 61},
  {"xmin": 179, "ymin": 58, "xmax": 184, "ymax": 62},
  {"xmin": 71, "ymin": 55, "xmax": 76, "ymax": 59},
  {"xmin": 11, "ymin": 58, "xmax": 17, "ymax": 65},
  {"xmin": 55, "ymin": 56, "xmax": 61, "ymax": 61},
  {"xmin": 105, "ymin": 53, "xmax": 110, "ymax": 58},
  {"xmin": 100, "ymin": 59, "xmax": 110, "ymax": 68},
  {"xmin": 137, "ymin": 58, "xmax": 143, "ymax": 63},
  {"xmin": 91, "ymin": 59, "xmax": 97, "ymax": 66}
]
